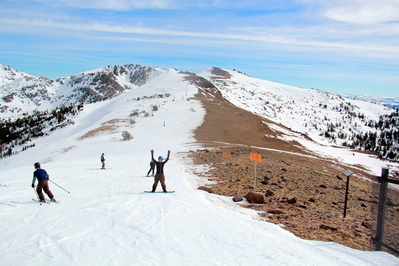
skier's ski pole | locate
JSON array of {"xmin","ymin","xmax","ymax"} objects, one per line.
[
  {"xmin": 33, "ymin": 186, "xmax": 40, "ymax": 199},
  {"xmin": 49, "ymin": 179, "xmax": 70, "ymax": 193},
  {"xmin": 33, "ymin": 186, "xmax": 42, "ymax": 205}
]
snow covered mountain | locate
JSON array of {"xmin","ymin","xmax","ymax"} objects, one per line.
[
  {"xmin": 0, "ymin": 64, "xmax": 163, "ymax": 118},
  {"xmin": 1, "ymin": 64, "xmax": 398, "ymax": 160},
  {"xmin": 1, "ymin": 66, "xmax": 398, "ymax": 265},
  {"xmin": 196, "ymin": 67, "xmax": 399, "ymax": 159}
]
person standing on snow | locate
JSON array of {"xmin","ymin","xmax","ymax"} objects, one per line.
[
  {"xmin": 31, "ymin": 162, "xmax": 56, "ymax": 202},
  {"xmin": 150, "ymin": 149, "xmax": 170, "ymax": 192},
  {"xmin": 146, "ymin": 160, "xmax": 156, "ymax": 177},
  {"xmin": 100, "ymin": 153, "xmax": 106, "ymax": 169}
]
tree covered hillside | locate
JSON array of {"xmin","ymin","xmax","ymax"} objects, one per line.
[
  {"xmin": 345, "ymin": 109, "xmax": 399, "ymax": 160},
  {"xmin": 0, "ymin": 104, "xmax": 83, "ymax": 158}
]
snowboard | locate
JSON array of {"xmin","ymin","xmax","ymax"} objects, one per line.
[{"xmin": 144, "ymin": 191, "xmax": 175, "ymax": 193}]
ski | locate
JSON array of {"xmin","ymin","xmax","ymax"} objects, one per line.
[
  {"xmin": 32, "ymin": 198, "xmax": 58, "ymax": 204},
  {"xmin": 144, "ymin": 191, "xmax": 175, "ymax": 193},
  {"xmin": 32, "ymin": 198, "xmax": 49, "ymax": 204}
]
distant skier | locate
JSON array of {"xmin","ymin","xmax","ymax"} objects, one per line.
[
  {"xmin": 100, "ymin": 153, "xmax": 106, "ymax": 169},
  {"xmin": 31, "ymin": 162, "xmax": 56, "ymax": 202},
  {"xmin": 146, "ymin": 160, "xmax": 156, "ymax": 177},
  {"xmin": 150, "ymin": 149, "xmax": 170, "ymax": 192}
]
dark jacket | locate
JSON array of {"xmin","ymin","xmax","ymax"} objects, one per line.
[
  {"xmin": 32, "ymin": 168, "xmax": 49, "ymax": 183},
  {"xmin": 151, "ymin": 151, "xmax": 170, "ymax": 174}
]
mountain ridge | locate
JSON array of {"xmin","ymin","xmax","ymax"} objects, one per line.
[
  {"xmin": 1, "ymin": 64, "xmax": 398, "ymax": 161},
  {"xmin": 196, "ymin": 67, "xmax": 398, "ymax": 159},
  {"xmin": 2, "ymin": 64, "xmax": 398, "ymax": 117},
  {"xmin": 0, "ymin": 64, "xmax": 165, "ymax": 117}
]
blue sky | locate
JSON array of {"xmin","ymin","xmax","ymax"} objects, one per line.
[{"xmin": 1, "ymin": 0, "xmax": 398, "ymax": 97}]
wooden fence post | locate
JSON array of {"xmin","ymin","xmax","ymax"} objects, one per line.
[{"xmin": 375, "ymin": 167, "xmax": 389, "ymax": 251}]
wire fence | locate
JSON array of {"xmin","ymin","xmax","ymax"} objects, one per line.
[{"xmin": 371, "ymin": 168, "xmax": 399, "ymax": 257}]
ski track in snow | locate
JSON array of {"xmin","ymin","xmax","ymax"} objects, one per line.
[{"xmin": 0, "ymin": 70, "xmax": 398, "ymax": 265}]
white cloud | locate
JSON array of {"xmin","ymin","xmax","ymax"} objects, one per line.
[
  {"xmin": 55, "ymin": 0, "xmax": 176, "ymax": 10},
  {"xmin": 33, "ymin": 0, "xmax": 300, "ymax": 11},
  {"xmin": 1, "ymin": 0, "xmax": 398, "ymax": 64},
  {"xmin": 324, "ymin": 0, "xmax": 399, "ymax": 24},
  {"xmin": 1, "ymin": 16, "xmax": 398, "ymax": 57}
]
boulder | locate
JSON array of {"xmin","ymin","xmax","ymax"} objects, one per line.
[
  {"xmin": 198, "ymin": 186, "xmax": 214, "ymax": 193},
  {"xmin": 232, "ymin": 195, "xmax": 243, "ymax": 202},
  {"xmin": 265, "ymin": 190, "xmax": 274, "ymax": 197},
  {"xmin": 287, "ymin": 197, "xmax": 297, "ymax": 204},
  {"xmin": 319, "ymin": 224, "xmax": 338, "ymax": 231},
  {"xmin": 245, "ymin": 190, "xmax": 266, "ymax": 204}
]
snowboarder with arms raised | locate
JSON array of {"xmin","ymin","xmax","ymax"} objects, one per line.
[
  {"xmin": 150, "ymin": 149, "xmax": 170, "ymax": 192},
  {"xmin": 31, "ymin": 162, "xmax": 56, "ymax": 202}
]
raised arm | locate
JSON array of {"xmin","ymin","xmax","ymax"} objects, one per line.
[
  {"xmin": 164, "ymin": 150, "xmax": 171, "ymax": 162},
  {"xmin": 151, "ymin": 149, "xmax": 155, "ymax": 161}
]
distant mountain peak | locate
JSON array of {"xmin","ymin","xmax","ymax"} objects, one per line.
[
  {"xmin": 0, "ymin": 64, "xmax": 34, "ymax": 87},
  {"xmin": 209, "ymin": 67, "xmax": 232, "ymax": 79}
]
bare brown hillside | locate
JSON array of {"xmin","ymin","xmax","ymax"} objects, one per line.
[{"xmin": 190, "ymin": 89, "xmax": 399, "ymax": 252}]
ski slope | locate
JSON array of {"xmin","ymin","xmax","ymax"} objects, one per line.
[{"xmin": 0, "ymin": 70, "xmax": 398, "ymax": 265}]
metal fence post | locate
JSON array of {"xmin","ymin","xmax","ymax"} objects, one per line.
[
  {"xmin": 254, "ymin": 161, "xmax": 257, "ymax": 192},
  {"xmin": 342, "ymin": 170, "xmax": 354, "ymax": 218},
  {"xmin": 375, "ymin": 167, "xmax": 389, "ymax": 251}
]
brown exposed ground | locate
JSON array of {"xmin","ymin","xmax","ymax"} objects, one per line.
[{"xmin": 190, "ymin": 90, "xmax": 399, "ymax": 253}]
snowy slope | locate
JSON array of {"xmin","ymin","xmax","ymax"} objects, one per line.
[
  {"xmin": 0, "ymin": 69, "xmax": 398, "ymax": 265},
  {"xmin": 196, "ymin": 67, "xmax": 394, "ymax": 146}
]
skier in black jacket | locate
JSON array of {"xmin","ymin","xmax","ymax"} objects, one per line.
[
  {"xmin": 146, "ymin": 161, "xmax": 156, "ymax": 177},
  {"xmin": 150, "ymin": 149, "xmax": 170, "ymax": 192}
]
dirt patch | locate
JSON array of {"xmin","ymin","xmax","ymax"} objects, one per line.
[
  {"xmin": 191, "ymin": 89, "xmax": 399, "ymax": 252},
  {"xmin": 78, "ymin": 125, "xmax": 117, "ymax": 140},
  {"xmin": 189, "ymin": 147, "xmax": 374, "ymax": 251},
  {"xmin": 78, "ymin": 119, "xmax": 134, "ymax": 140},
  {"xmin": 193, "ymin": 93, "xmax": 306, "ymax": 154}
]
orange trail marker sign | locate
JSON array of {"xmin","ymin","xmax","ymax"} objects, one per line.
[
  {"xmin": 250, "ymin": 152, "xmax": 262, "ymax": 191},
  {"xmin": 250, "ymin": 152, "xmax": 262, "ymax": 162}
]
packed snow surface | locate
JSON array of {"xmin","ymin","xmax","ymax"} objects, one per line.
[{"xmin": 1, "ymin": 69, "xmax": 398, "ymax": 265}]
